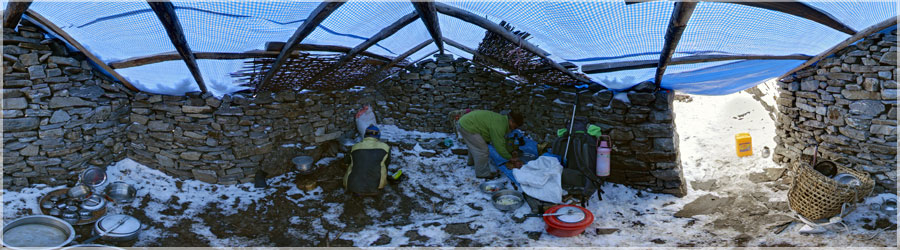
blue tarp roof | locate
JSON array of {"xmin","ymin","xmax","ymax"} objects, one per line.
[{"xmin": 4, "ymin": 0, "xmax": 896, "ymax": 97}]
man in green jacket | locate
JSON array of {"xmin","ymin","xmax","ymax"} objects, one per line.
[
  {"xmin": 457, "ymin": 110, "xmax": 524, "ymax": 179},
  {"xmin": 344, "ymin": 125, "xmax": 391, "ymax": 196}
]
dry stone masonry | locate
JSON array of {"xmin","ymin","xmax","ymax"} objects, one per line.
[
  {"xmin": 773, "ymin": 29, "xmax": 898, "ymax": 194},
  {"xmin": 3, "ymin": 24, "xmax": 132, "ymax": 189},
  {"xmin": 126, "ymin": 89, "xmax": 374, "ymax": 184},
  {"xmin": 376, "ymin": 54, "xmax": 686, "ymax": 196}
]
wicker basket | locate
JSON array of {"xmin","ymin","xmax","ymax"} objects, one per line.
[{"xmin": 788, "ymin": 162, "xmax": 874, "ymax": 221}]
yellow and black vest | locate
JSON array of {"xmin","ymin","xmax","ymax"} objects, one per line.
[{"xmin": 343, "ymin": 137, "xmax": 390, "ymax": 194}]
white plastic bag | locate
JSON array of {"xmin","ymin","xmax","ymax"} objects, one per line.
[
  {"xmin": 355, "ymin": 105, "xmax": 377, "ymax": 137},
  {"xmin": 512, "ymin": 156, "xmax": 563, "ymax": 204}
]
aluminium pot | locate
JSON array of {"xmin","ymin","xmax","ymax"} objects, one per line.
[
  {"xmin": 105, "ymin": 182, "xmax": 136, "ymax": 204},
  {"xmin": 67, "ymin": 184, "xmax": 92, "ymax": 200},
  {"xmin": 93, "ymin": 214, "xmax": 141, "ymax": 242}
]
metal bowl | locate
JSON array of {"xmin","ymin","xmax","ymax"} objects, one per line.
[
  {"xmin": 68, "ymin": 184, "xmax": 92, "ymax": 200},
  {"xmin": 61, "ymin": 244, "xmax": 126, "ymax": 250},
  {"xmin": 478, "ymin": 181, "xmax": 505, "ymax": 194},
  {"xmin": 105, "ymin": 182, "xmax": 136, "ymax": 204},
  {"xmin": 292, "ymin": 156, "xmax": 314, "ymax": 173},
  {"xmin": 80, "ymin": 194, "xmax": 107, "ymax": 211},
  {"xmin": 1, "ymin": 215, "xmax": 76, "ymax": 249},
  {"xmin": 491, "ymin": 189, "xmax": 525, "ymax": 212},
  {"xmin": 833, "ymin": 173, "xmax": 861, "ymax": 187}
]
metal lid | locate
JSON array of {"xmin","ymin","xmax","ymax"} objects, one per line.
[
  {"xmin": 98, "ymin": 215, "xmax": 140, "ymax": 235},
  {"xmin": 80, "ymin": 194, "xmax": 107, "ymax": 211},
  {"xmin": 833, "ymin": 173, "xmax": 861, "ymax": 186},
  {"xmin": 80, "ymin": 167, "xmax": 108, "ymax": 188},
  {"xmin": 555, "ymin": 206, "xmax": 586, "ymax": 223}
]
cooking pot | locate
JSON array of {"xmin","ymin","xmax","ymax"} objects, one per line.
[
  {"xmin": 105, "ymin": 182, "xmax": 136, "ymax": 204},
  {"xmin": 293, "ymin": 156, "xmax": 315, "ymax": 174},
  {"xmin": 93, "ymin": 214, "xmax": 141, "ymax": 242},
  {"xmin": 1, "ymin": 215, "xmax": 76, "ymax": 250},
  {"xmin": 542, "ymin": 204, "xmax": 594, "ymax": 237},
  {"xmin": 491, "ymin": 189, "xmax": 525, "ymax": 211}
]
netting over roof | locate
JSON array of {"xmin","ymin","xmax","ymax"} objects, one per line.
[{"xmin": 5, "ymin": 0, "xmax": 897, "ymax": 97}]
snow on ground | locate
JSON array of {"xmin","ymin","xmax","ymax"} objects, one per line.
[{"xmin": 2, "ymin": 88, "xmax": 896, "ymax": 247}]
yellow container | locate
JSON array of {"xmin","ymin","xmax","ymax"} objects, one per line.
[{"xmin": 735, "ymin": 133, "xmax": 752, "ymax": 157}]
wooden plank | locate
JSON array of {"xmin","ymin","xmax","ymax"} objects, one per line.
[
  {"xmin": 23, "ymin": 10, "xmax": 139, "ymax": 92},
  {"xmin": 779, "ymin": 16, "xmax": 898, "ymax": 80},
  {"xmin": 728, "ymin": 1, "xmax": 856, "ymax": 35},
  {"xmin": 3, "ymin": 0, "xmax": 32, "ymax": 29},
  {"xmin": 361, "ymin": 39, "xmax": 432, "ymax": 84},
  {"xmin": 110, "ymin": 45, "xmax": 396, "ymax": 69},
  {"xmin": 654, "ymin": 1, "xmax": 697, "ymax": 87},
  {"xmin": 434, "ymin": 2, "xmax": 590, "ymax": 83},
  {"xmin": 260, "ymin": 1, "xmax": 344, "ymax": 90},
  {"xmin": 582, "ymin": 54, "xmax": 813, "ymax": 74},
  {"xmin": 412, "ymin": 1, "xmax": 444, "ymax": 54},
  {"xmin": 148, "ymin": 1, "xmax": 207, "ymax": 93},
  {"xmin": 264, "ymin": 42, "xmax": 393, "ymax": 62},
  {"xmin": 305, "ymin": 11, "xmax": 419, "ymax": 85}
]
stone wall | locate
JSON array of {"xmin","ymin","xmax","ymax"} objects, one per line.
[
  {"xmin": 125, "ymin": 89, "xmax": 374, "ymax": 184},
  {"xmin": 773, "ymin": 29, "xmax": 897, "ymax": 194},
  {"xmin": 3, "ymin": 24, "xmax": 133, "ymax": 189},
  {"xmin": 375, "ymin": 54, "xmax": 686, "ymax": 196}
]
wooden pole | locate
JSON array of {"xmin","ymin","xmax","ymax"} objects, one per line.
[
  {"xmin": 434, "ymin": 2, "xmax": 590, "ymax": 83},
  {"xmin": 779, "ymin": 16, "xmax": 898, "ymax": 80},
  {"xmin": 411, "ymin": 1, "xmax": 444, "ymax": 54},
  {"xmin": 148, "ymin": 0, "xmax": 208, "ymax": 93},
  {"xmin": 24, "ymin": 10, "xmax": 139, "ymax": 92},
  {"xmin": 305, "ymin": 11, "xmax": 419, "ymax": 86},
  {"xmin": 655, "ymin": 1, "xmax": 697, "ymax": 87},
  {"xmin": 3, "ymin": 0, "xmax": 32, "ymax": 29},
  {"xmin": 583, "ymin": 53, "xmax": 812, "ymax": 74},
  {"xmin": 361, "ymin": 39, "xmax": 433, "ymax": 84},
  {"xmin": 259, "ymin": 1, "xmax": 344, "ymax": 90}
]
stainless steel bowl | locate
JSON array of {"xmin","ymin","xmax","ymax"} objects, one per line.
[
  {"xmin": 79, "ymin": 210, "xmax": 94, "ymax": 220},
  {"xmin": 105, "ymin": 182, "xmax": 136, "ymax": 204},
  {"xmin": 293, "ymin": 156, "xmax": 314, "ymax": 173},
  {"xmin": 491, "ymin": 189, "xmax": 525, "ymax": 212},
  {"xmin": 834, "ymin": 173, "xmax": 861, "ymax": 187},
  {"xmin": 80, "ymin": 194, "xmax": 107, "ymax": 211},
  {"xmin": 68, "ymin": 184, "xmax": 92, "ymax": 200},
  {"xmin": 61, "ymin": 244, "xmax": 126, "ymax": 250},
  {"xmin": 41, "ymin": 200, "xmax": 54, "ymax": 209},
  {"xmin": 478, "ymin": 181, "xmax": 505, "ymax": 194},
  {"xmin": 1, "ymin": 215, "xmax": 76, "ymax": 250}
]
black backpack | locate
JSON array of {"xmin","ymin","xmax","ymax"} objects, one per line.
[{"xmin": 550, "ymin": 116, "xmax": 603, "ymax": 205}]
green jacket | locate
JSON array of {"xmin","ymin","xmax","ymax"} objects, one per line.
[{"xmin": 459, "ymin": 110, "xmax": 512, "ymax": 159}]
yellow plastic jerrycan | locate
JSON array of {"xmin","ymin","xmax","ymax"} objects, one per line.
[{"xmin": 735, "ymin": 133, "xmax": 752, "ymax": 157}]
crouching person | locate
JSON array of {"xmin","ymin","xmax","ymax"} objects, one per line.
[{"xmin": 343, "ymin": 125, "xmax": 391, "ymax": 196}]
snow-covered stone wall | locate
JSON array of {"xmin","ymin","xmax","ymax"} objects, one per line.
[
  {"xmin": 3, "ymin": 24, "xmax": 133, "ymax": 189},
  {"xmin": 376, "ymin": 54, "xmax": 686, "ymax": 197},
  {"xmin": 126, "ymin": 89, "xmax": 374, "ymax": 184},
  {"xmin": 773, "ymin": 29, "xmax": 897, "ymax": 194}
]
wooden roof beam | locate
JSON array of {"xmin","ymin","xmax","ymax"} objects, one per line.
[
  {"xmin": 3, "ymin": 0, "xmax": 32, "ymax": 29},
  {"xmin": 361, "ymin": 39, "xmax": 433, "ymax": 84},
  {"xmin": 264, "ymin": 42, "xmax": 393, "ymax": 62},
  {"xmin": 434, "ymin": 2, "xmax": 591, "ymax": 83},
  {"xmin": 23, "ymin": 10, "xmax": 139, "ymax": 92},
  {"xmin": 443, "ymin": 37, "xmax": 513, "ymax": 78},
  {"xmin": 148, "ymin": 0, "xmax": 208, "ymax": 93},
  {"xmin": 779, "ymin": 16, "xmax": 898, "ymax": 80},
  {"xmin": 627, "ymin": 1, "xmax": 856, "ymax": 35},
  {"xmin": 259, "ymin": 1, "xmax": 344, "ymax": 90},
  {"xmin": 654, "ymin": 1, "xmax": 697, "ymax": 87},
  {"xmin": 724, "ymin": 1, "xmax": 856, "ymax": 35},
  {"xmin": 305, "ymin": 11, "xmax": 419, "ymax": 85},
  {"xmin": 411, "ymin": 1, "xmax": 444, "ymax": 54},
  {"xmin": 583, "ymin": 53, "xmax": 812, "ymax": 74}
]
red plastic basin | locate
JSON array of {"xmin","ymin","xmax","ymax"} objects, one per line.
[{"xmin": 543, "ymin": 204, "xmax": 594, "ymax": 237}]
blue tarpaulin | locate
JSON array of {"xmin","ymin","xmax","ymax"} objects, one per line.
[{"xmin": 4, "ymin": 0, "xmax": 894, "ymax": 96}]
